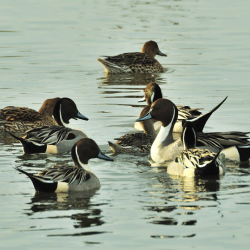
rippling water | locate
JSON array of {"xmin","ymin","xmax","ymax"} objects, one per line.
[{"xmin": 1, "ymin": 0, "xmax": 250, "ymax": 249}]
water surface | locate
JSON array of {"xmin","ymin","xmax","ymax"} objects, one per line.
[{"xmin": 1, "ymin": 0, "xmax": 250, "ymax": 249}]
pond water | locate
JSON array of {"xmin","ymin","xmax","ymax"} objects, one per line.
[{"xmin": 1, "ymin": 0, "xmax": 250, "ymax": 249}]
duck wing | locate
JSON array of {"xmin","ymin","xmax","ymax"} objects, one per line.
[
  {"xmin": 197, "ymin": 131, "xmax": 250, "ymax": 149},
  {"xmin": 25, "ymin": 126, "xmax": 76, "ymax": 145},
  {"xmin": 40, "ymin": 165, "xmax": 91, "ymax": 185},
  {"xmin": 104, "ymin": 52, "xmax": 157, "ymax": 67}
]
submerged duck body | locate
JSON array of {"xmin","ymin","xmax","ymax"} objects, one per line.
[
  {"xmin": 8, "ymin": 98, "xmax": 89, "ymax": 154},
  {"xmin": 97, "ymin": 41, "xmax": 167, "ymax": 74},
  {"xmin": 15, "ymin": 138, "xmax": 114, "ymax": 193},
  {"xmin": 0, "ymin": 97, "xmax": 60, "ymax": 133},
  {"xmin": 134, "ymin": 82, "xmax": 202, "ymax": 133}
]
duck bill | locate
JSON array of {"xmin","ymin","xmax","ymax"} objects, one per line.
[
  {"xmin": 136, "ymin": 112, "xmax": 152, "ymax": 122},
  {"xmin": 158, "ymin": 50, "xmax": 167, "ymax": 56},
  {"xmin": 138, "ymin": 96, "xmax": 146, "ymax": 102},
  {"xmin": 76, "ymin": 111, "xmax": 89, "ymax": 121},
  {"xmin": 98, "ymin": 151, "xmax": 114, "ymax": 161}
]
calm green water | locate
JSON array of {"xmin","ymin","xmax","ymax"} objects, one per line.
[{"xmin": 1, "ymin": 0, "xmax": 250, "ymax": 249}]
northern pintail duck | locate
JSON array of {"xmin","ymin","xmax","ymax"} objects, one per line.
[
  {"xmin": 110, "ymin": 96, "xmax": 242, "ymax": 155},
  {"xmin": 136, "ymin": 98, "xmax": 249, "ymax": 163},
  {"xmin": 108, "ymin": 108, "xmax": 157, "ymax": 154},
  {"xmin": 97, "ymin": 41, "xmax": 167, "ymax": 74},
  {"xmin": 167, "ymin": 121, "xmax": 224, "ymax": 177},
  {"xmin": 134, "ymin": 82, "xmax": 202, "ymax": 133},
  {"xmin": 7, "ymin": 97, "xmax": 89, "ymax": 154},
  {"xmin": 0, "ymin": 97, "xmax": 60, "ymax": 133},
  {"xmin": 15, "ymin": 138, "xmax": 113, "ymax": 193}
]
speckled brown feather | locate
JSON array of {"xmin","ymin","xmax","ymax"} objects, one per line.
[
  {"xmin": 98, "ymin": 41, "xmax": 166, "ymax": 73},
  {"xmin": 0, "ymin": 98, "xmax": 59, "ymax": 133}
]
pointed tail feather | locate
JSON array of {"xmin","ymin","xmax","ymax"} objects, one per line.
[
  {"xmin": 7, "ymin": 131, "xmax": 46, "ymax": 154},
  {"xmin": 188, "ymin": 96, "xmax": 228, "ymax": 132},
  {"xmin": 195, "ymin": 151, "xmax": 224, "ymax": 176},
  {"xmin": 15, "ymin": 167, "xmax": 57, "ymax": 192},
  {"xmin": 97, "ymin": 58, "xmax": 127, "ymax": 73}
]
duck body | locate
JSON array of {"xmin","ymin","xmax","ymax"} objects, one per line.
[
  {"xmin": 219, "ymin": 144, "xmax": 250, "ymax": 163},
  {"xmin": 167, "ymin": 149, "xmax": 223, "ymax": 177},
  {"xmin": 7, "ymin": 98, "xmax": 89, "ymax": 154},
  {"xmin": 0, "ymin": 97, "xmax": 60, "ymax": 133},
  {"xmin": 97, "ymin": 41, "xmax": 167, "ymax": 74},
  {"xmin": 167, "ymin": 121, "xmax": 224, "ymax": 177},
  {"xmin": 15, "ymin": 138, "xmax": 113, "ymax": 193}
]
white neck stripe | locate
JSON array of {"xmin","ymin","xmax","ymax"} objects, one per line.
[
  {"xmin": 59, "ymin": 104, "xmax": 68, "ymax": 127},
  {"xmin": 75, "ymin": 146, "xmax": 92, "ymax": 172}
]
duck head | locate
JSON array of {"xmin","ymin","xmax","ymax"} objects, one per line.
[
  {"xmin": 72, "ymin": 138, "xmax": 114, "ymax": 167},
  {"xmin": 38, "ymin": 97, "xmax": 61, "ymax": 116},
  {"xmin": 141, "ymin": 41, "xmax": 167, "ymax": 58},
  {"xmin": 136, "ymin": 98, "xmax": 178, "ymax": 128},
  {"xmin": 138, "ymin": 82, "xmax": 163, "ymax": 105},
  {"xmin": 53, "ymin": 98, "xmax": 88, "ymax": 126}
]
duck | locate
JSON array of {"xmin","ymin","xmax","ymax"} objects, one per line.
[
  {"xmin": 136, "ymin": 98, "xmax": 250, "ymax": 163},
  {"xmin": 7, "ymin": 97, "xmax": 89, "ymax": 154},
  {"xmin": 15, "ymin": 138, "xmax": 114, "ymax": 193},
  {"xmin": 134, "ymin": 82, "xmax": 202, "ymax": 133},
  {"xmin": 108, "ymin": 107, "xmax": 157, "ymax": 154},
  {"xmin": 97, "ymin": 41, "xmax": 167, "ymax": 74},
  {"xmin": 0, "ymin": 97, "xmax": 61, "ymax": 133},
  {"xmin": 166, "ymin": 121, "xmax": 225, "ymax": 177}
]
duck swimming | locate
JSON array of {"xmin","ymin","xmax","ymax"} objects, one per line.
[
  {"xmin": 7, "ymin": 97, "xmax": 89, "ymax": 154},
  {"xmin": 97, "ymin": 41, "xmax": 167, "ymax": 74},
  {"xmin": 0, "ymin": 97, "xmax": 60, "ymax": 133},
  {"xmin": 15, "ymin": 138, "xmax": 114, "ymax": 193},
  {"xmin": 134, "ymin": 82, "xmax": 202, "ymax": 133},
  {"xmin": 136, "ymin": 98, "xmax": 249, "ymax": 163}
]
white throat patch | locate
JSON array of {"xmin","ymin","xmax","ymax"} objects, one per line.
[{"xmin": 75, "ymin": 146, "xmax": 92, "ymax": 172}]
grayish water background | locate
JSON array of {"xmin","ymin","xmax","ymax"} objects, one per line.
[{"xmin": 1, "ymin": 0, "xmax": 250, "ymax": 249}]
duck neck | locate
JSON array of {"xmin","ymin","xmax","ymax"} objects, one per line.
[
  {"xmin": 141, "ymin": 119, "xmax": 157, "ymax": 138},
  {"xmin": 154, "ymin": 123, "xmax": 175, "ymax": 148},
  {"xmin": 151, "ymin": 85, "xmax": 162, "ymax": 104},
  {"xmin": 152, "ymin": 105, "xmax": 177, "ymax": 148},
  {"xmin": 71, "ymin": 145, "xmax": 91, "ymax": 172},
  {"xmin": 53, "ymin": 99, "xmax": 68, "ymax": 127}
]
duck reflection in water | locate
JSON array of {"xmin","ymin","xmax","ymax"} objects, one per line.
[
  {"xmin": 26, "ymin": 191, "xmax": 105, "ymax": 229},
  {"xmin": 97, "ymin": 73, "xmax": 162, "ymax": 87},
  {"xmin": 144, "ymin": 166, "xmax": 222, "ymax": 238}
]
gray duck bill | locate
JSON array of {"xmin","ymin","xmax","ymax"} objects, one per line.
[
  {"xmin": 98, "ymin": 151, "xmax": 114, "ymax": 161},
  {"xmin": 76, "ymin": 111, "xmax": 89, "ymax": 121},
  {"xmin": 135, "ymin": 112, "xmax": 152, "ymax": 122}
]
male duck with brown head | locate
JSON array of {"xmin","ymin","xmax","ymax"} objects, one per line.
[
  {"xmin": 97, "ymin": 41, "xmax": 167, "ymax": 73},
  {"xmin": 0, "ymin": 97, "xmax": 60, "ymax": 133},
  {"xmin": 7, "ymin": 98, "xmax": 89, "ymax": 154},
  {"xmin": 15, "ymin": 138, "xmax": 114, "ymax": 193},
  {"xmin": 136, "ymin": 98, "xmax": 250, "ymax": 164},
  {"xmin": 135, "ymin": 82, "xmax": 202, "ymax": 133}
]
